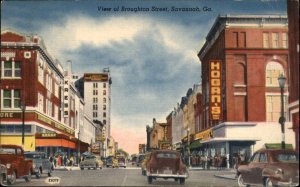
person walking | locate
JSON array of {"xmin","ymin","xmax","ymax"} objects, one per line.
[
  {"xmin": 49, "ymin": 154, "xmax": 54, "ymax": 170},
  {"xmin": 53, "ymin": 155, "xmax": 57, "ymax": 168}
]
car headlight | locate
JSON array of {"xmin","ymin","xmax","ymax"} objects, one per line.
[
  {"xmin": 6, "ymin": 163, "xmax": 11, "ymax": 169},
  {"xmin": 275, "ymin": 168, "xmax": 284, "ymax": 175}
]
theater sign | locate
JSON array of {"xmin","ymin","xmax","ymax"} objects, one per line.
[{"xmin": 209, "ymin": 60, "xmax": 222, "ymax": 121}]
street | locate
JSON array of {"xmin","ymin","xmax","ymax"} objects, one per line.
[{"xmin": 10, "ymin": 166, "xmax": 238, "ymax": 186}]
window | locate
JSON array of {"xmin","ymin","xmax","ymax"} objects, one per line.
[
  {"xmin": 93, "ymin": 90, "xmax": 98, "ymax": 95},
  {"xmin": 103, "ymin": 112, "xmax": 106, "ymax": 117},
  {"xmin": 266, "ymin": 62, "xmax": 284, "ymax": 87},
  {"xmin": 259, "ymin": 153, "xmax": 267, "ymax": 163},
  {"xmin": 4, "ymin": 61, "xmax": 12, "ymax": 77},
  {"xmin": 272, "ymin": 33, "xmax": 279, "ymax": 48},
  {"xmin": 266, "ymin": 95, "xmax": 287, "ymax": 122},
  {"xmin": 103, "ymin": 104, "xmax": 106, "ymax": 110},
  {"xmin": 103, "ymin": 90, "xmax": 106, "ymax": 95},
  {"xmin": 2, "ymin": 90, "xmax": 21, "ymax": 108},
  {"xmin": 263, "ymin": 33, "xmax": 269, "ymax": 48},
  {"xmin": 103, "ymin": 120, "xmax": 106, "ymax": 124},
  {"xmin": 14, "ymin": 62, "xmax": 21, "ymax": 77},
  {"xmin": 250, "ymin": 153, "xmax": 260, "ymax": 163},
  {"xmin": 240, "ymin": 32, "xmax": 246, "ymax": 48},
  {"xmin": 103, "ymin": 98, "xmax": 106, "ymax": 103},
  {"xmin": 282, "ymin": 33, "xmax": 288, "ymax": 48},
  {"xmin": 93, "ymin": 83, "xmax": 98, "ymax": 88},
  {"xmin": 233, "ymin": 32, "xmax": 238, "ymax": 48},
  {"xmin": 103, "ymin": 83, "xmax": 106, "ymax": 88}
]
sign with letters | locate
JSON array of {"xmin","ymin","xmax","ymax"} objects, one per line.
[
  {"xmin": 84, "ymin": 73, "xmax": 108, "ymax": 82},
  {"xmin": 209, "ymin": 60, "xmax": 222, "ymax": 121}
]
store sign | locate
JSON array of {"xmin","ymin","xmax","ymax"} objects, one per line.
[
  {"xmin": 194, "ymin": 128, "xmax": 213, "ymax": 140},
  {"xmin": 37, "ymin": 113, "xmax": 75, "ymax": 136},
  {"xmin": 0, "ymin": 112, "xmax": 21, "ymax": 118},
  {"xmin": 63, "ymin": 79, "xmax": 69, "ymax": 118},
  {"xmin": 84, "ymin": 73, "xmax": 108, "ymax": 82},
  {"xmin": 41, "ymin": 133, "xmax": 57, "ymax": 137},
  {"xmin": 209, "ymin": 60, "xmax": 222, "ymax": 121}
]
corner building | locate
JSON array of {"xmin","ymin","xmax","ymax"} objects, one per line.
[
  {"xmin": 197, "ymin": 15, "xmax": 296, "ymax": 168},
  {"xmin": 0, "ymin": 30, "xmax": 83, "ymax": 155}
]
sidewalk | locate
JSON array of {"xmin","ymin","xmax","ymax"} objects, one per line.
[
  {"xmin": 188, "ymin": 166, "xmax": 237, "ymax": 180},
  {"xmin": 54, "ymin": 166, "xmax": 80, "ymax": 171}
]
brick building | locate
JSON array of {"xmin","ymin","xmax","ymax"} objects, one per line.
[
  {"xmin": 287, "ymin": 0, "xmax": 299, "ymax": 151},
  {"xmin": 0, "ymin": 30, "xmax": 91, "ymax": 157},
  {"xmin": 197, "ymin": 15, "xmax": 296, "ymax": 168}
]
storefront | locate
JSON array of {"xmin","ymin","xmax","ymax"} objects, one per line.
[{"xmin": 199, "ymin": 122, "xmax": 296, "ymax": 168}]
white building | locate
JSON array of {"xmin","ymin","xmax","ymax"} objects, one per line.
[{"xmin": 83, "ymin": 69, "xmax": 112, "ymax": 157}]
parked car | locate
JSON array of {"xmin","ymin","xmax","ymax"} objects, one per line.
[
  {"xmin": 117, "ymin": 157, "xmax": 127, "ymax": 168},
  {"xmin": 141, "ymin": 152, "xmax": 151, "ymax": 175},
  {"xmin": 131, "ymin": 155, "xmax": 137, "ymax": 165},
  {"xmin": 146, "ymin": 150, "xmax": 189, "ymax": 184},
  {"xmin": 136, "ymin": 154, "xmax": 145, "ymax": 167},
  {"xmin": 0, "ymin": 163, "xmax": 7, "ymax": 185},
  {"xmin": 80, "ymin": 155, "xmax": 103, "ymax": 170},
  {"xmin": 237, "ymin": 148, "xmax": 299, "ymax": 187},
  {"xmin": 0, "ymin": 144, "xmax": 33, "ymax": 185},
  {"xmin": 24, "ymin": 151, "xmax": 52, "ymax": 178}
]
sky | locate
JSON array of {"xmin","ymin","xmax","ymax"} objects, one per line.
[{"xmin": 1, "ymin": 0, "xmax": 287, "ymax": 155}]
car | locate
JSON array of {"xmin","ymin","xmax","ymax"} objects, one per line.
[
  {"xmin": 237, "ymin": 148, "xmax": 299, "ymax": 187},
  {"xmin": 80, "ymin": 155, "xmax": 103, "ymax": 170},
  {"xmin": 131, "ymin": 155, "xmax": 137, "ymax": 166},
  {"xmin": 0, "ymin": 163, "xmax": 7, "ymax": 186},
  {"xmin": 146, "ymin": 150, "xmax": 189, "ymax": 185},
  {"xmin": 0, "ymin": 144, "xmax": 33, "ymax": 185},
  {"xmin": 24, "ymin": 151, "xmax": 53, "ymax": 178},
  {"xmin": 136, "ymin": 154, "xmax": 145, "ymax": 167},
  {"xmin": 117, "ymin": 157, "xmax": 127, "ymax": 168},
  {"xmin": 141, "ymin": 152, "xmax": 151, "ymax": 175}
]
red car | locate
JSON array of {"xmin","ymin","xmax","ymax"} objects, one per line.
[
  {"xmin": 0, "ymin": 145, "xmax": 33, "ymax": 185},
  {"xmin": 146, "ymin": 150, "xmax": 188, "ymax": 185},
  {"xmin": 237, "ymin": 148, "xmax": 299, "ymax": 187}
]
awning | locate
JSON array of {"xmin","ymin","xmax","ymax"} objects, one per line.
[
  {"xmin": 200, "ymin": 137, "xmax": 260, "ymax": 144},
  {"xmin": 189, "ymin": 140, "xmax": 203, "ymax": 150},
  {"xmin": 36, "ymin": 138, "xmax": 76, "ymax": 149},
  {"xmin": 264, "ymin": 143, "xmax": 293, "ymax": 149}
]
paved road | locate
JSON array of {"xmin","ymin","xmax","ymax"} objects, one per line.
[{"xmin": 10, "ymin": 167, "xmax": 238, "ymax": 186}]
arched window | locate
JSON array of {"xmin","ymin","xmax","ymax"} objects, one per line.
[{"xmin": 265, "ymin": 62, "xmax": 284, "ymax": 87}]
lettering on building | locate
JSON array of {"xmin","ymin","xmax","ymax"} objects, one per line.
[
  {"xmin": 63, "ymin": 79, "xmax": 69, "ymax": 117},
  {"xmin": 84, "ymin": 73, "xmax": 108, "ymax": 82},
  {"xmin": 0, "ymin": 112, "xmax": 21, "ymax": 118},
  {"xmin": 209, "ymin": 60, "xmax": 222, "ymax": 121},
  {"xmin": 195, "ymin": 128, "xmax": 213, "ymax": 140}
]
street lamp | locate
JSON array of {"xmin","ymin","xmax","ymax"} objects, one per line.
[
  {"xmin": 278, "ymin": 74, "xmax": 286, "ymax": 149},
  {"xmin": 20, "ymin": 104, "xmax": 26, "ymax": 148},
  {"xmin": 187, "ymin": 127, "xmax": 190, "ymax": 168}
]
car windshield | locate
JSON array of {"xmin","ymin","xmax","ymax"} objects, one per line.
[
  {"xmin": 118, "ymin": 157, "xmax": 125, "ymax": 162},
  {"xmin": 156, "ymin": 152, "xmax": 178, "ymax": 159},
  {"xmin": 275, "ymin": 153, "xmax": 298, "ymax": 163},
  {"xmin": 0, "ymin": 148, "xmax": 15, "ymax": 154},
  {"xmin": 24, "ymin": 153, "xmax": 41, "ymax": 158}
]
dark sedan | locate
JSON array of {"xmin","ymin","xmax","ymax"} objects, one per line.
[
  {"xmin": 237, "ymin": 148, "xmax": 299, "ymax": 187},
  {"xmin": 146, "ymin": 150, "xmax": 188, "ymax": 185}
]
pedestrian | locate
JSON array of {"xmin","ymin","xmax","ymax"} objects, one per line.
[
  {"xmin": 70, "ymin": 155, "xmax": 74, "ymax": 166},
  {"xmin": 54, "ymin": 154, "xmax": 57, "ymax": 168},
  {"xmin": 63, "ymin": 154, "xmax": 68, "ymax": 167},
  {"xmin": 49, "ymin": 154, "xmax": 54, "ymax": 170},
  {"xmin": 58, "ymin": 155, "xmax": 62, "ymax": 166}
]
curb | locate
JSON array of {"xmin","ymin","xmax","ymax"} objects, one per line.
[{"xmin": 214, "ymin": 174, "xmax": 237, "ymax": 180}]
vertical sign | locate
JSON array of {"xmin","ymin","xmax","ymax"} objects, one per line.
[
  {"xmin": 209, "ymin": 60, "xmax": 222, "ymax": 121},
  {"xmin": 63, "ymin": 79, "xmax": 69, "ymax": 117}
]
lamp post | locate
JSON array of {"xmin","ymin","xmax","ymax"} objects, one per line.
[
  {"xmin": 20, "ymin": 104, "xmax": 26, "ymax": 148},
  {"xmin": 187, "ymin": 127, "xmax": 190, "ymax": 168},
  {"xmin": 278, "ymin": 74, "xmax": 286, "ymax": 149}
]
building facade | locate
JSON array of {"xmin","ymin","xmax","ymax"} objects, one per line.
[
  {"xmin": 287, "ymin": 0, "xmax": 299, "ymax": 151},
  {"xmin": 0, "ymin": 30, "xmax": 95, "ymax": 160},
  {"xmin": 82, "ymin": 71, "xmax": 112, "ymax": 157},
  {"xmin": 197, "ymin": 15, "xmax": 295, "ymax": 168}
]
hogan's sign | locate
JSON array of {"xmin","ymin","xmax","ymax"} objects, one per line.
[{"xmin": 209, "ymin": 60, "xmax": 222, "ymax": 121}]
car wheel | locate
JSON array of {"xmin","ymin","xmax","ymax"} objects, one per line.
[
  {"xmin": 36, "ymin": 168, "xmax": 41, "ymax": 179},
  {"xmin": 88, "ymin": 168, "xmax": 90, "ymax": 170},
  {"xmin": 25, "ymin": 170, "xmax": 32, "ymax": 182},
  {"xmin": 7, "ymin": 171, "xmax": 16, "ymax": 185},
  {"xmin": 264, "ymin": 177, "xmax": 276, "ymax": 187},
  {"xmin": 80, "ymin": 167, "xmax": 84, "ymax": 170},
  {"xmin": 147, "ymin": 176, "xmax": 153, "ymax": 184},
  {"xmin": 238, "ymin": 174, "xmax": 248, "ymax": 187},
  {"xmin": 179, "ymin": 178, "xmax": 185, "ymax": 185}
]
